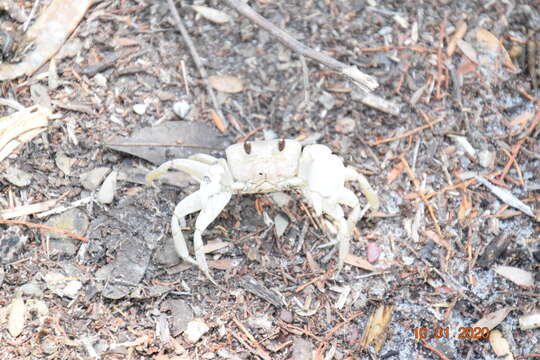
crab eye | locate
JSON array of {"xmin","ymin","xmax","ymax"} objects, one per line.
[
  {"xmin": 243, "ymin": 141, "xmax": 252, "ymax": 154},
  {"xmin": 278, "ymin": 139, "xmax": 285, "ymax": 152},
  {"xmin": 202, "ymin": 176, "xmax": 211, "ymax": 184}
]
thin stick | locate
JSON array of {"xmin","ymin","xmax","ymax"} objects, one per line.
[
  {"xmin": 0, "ymin": 219, "xmax": 88, "ymax": 242},
  {"xmin": 315, "ymin": 311, "xmax": 363, "ymax": 356},
  {"xmin": 370, "ymin": 116, "xmax": 443, "ymax": 146},
  {"xmin": 401, "ymin": 157, "xmax": 444, "ymax": 240},
  {"xmin": 223, "ymin": 0, "xmax": 377, "ymax": 92},
  {"xmin": 167, "ymin": 0, "xmax": 227, "ymax": 130},
  {"xmin": 499, "ymin": 109, "xmax": 539, "ymax": 182},
  {"xmin": 232, "ymin": 316, "xmax": 271, "ymax": 360}
]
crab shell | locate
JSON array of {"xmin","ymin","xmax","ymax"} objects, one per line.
[{"xmin": 146, "ymin": 139, "xmax": 379, "ymax": 286}]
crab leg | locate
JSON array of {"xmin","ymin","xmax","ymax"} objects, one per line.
[
  {"xmin": 146, "ymin": 159, "xmax": 211, "ymax": 185},
  {"xmin": 170, "ymin": 191, "xmax": 203, "ymax": 266},
  {"xmin": 192, "ymin": 191, "xmax": 232, "ymax": 285},
  {"xmin": 344, "ymin": 167, "xmax": 380, "ymax": 213}
]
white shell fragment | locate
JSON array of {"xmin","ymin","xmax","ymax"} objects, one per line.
[
  {"xmin": 519, "ymin": 312, "xmax": 540, "ymax": 330},
  {"xmin": 133, "ymin": 104, "xmax": 147, "ymax": 115},
  {"xmin": 173, "ymin": 100, "xmax": 191, "ymax": 119},
  {"xmin": 475, "ymin": 176, "xmax": 534, "ymax": 218},
  {"xmin": 493, "ymin": 265, "xmax": 534, "ymax": 287},
  {"xmin": 184, "ymin": 318, "xmax": 209, "ymax": 343},
  {"xmin": 192, "ymin": 5, "xmax": 231, "ymax": 24},
  {"xmin": 8, "ymin": 296, "xmax": 25, "ymax": 338},
  {"xmin": 97, "ymin": 170, "xmax": 118, "ymax": 204},
  {"xmin": 489, "ymin": 330, "xmax": 514, "ymax": 360}
]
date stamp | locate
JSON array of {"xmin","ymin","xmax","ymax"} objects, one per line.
[{"xmin": 413, "ymin": 327, "xmax": 490, "ymax": 340}]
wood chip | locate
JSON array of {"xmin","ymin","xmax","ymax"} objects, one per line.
[
  {"xmin": 208, "ymin": 75, "xmax": 244, "ymax": 93},
  {"xmin": 344, "ymin": 254, "xmax": 376, "ymax": 271},
  {"xmin": 489, "ymin": 330, "xmax": 514, "ymax": 360},
  {"xmin": 360, "ymin": 304, "xmax": 394, "ymax": 352}
]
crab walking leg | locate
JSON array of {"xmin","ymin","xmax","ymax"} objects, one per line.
[
  {"xmin": 320, "ymin": 200, "xmax": 349, "ymax": 274},
  {"xmin": 193, "ymin": 191, "xmax": 232, "ymax": 284},
  {"xmin": 344, "ymin": 167, "xmax": 380, "ymax": 212},
  {"xmin": 170, "ymin": 191, "xmax": 204, "ymax": 265},
  {"xmin": 146, "ymin": 159, "xmax": 211, "ymax": 185}
]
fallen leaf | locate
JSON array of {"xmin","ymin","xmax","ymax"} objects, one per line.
[
  {"xmin": 0, "ymin": 105, "xmax": 50, "ymax": 162},
  {"xmin": 457, "ymin": 40, "xmax": 478, "ymax": 63},
  {"xmin": 106, "ymin": 121, "xmax": 231, "ymax": 165},
  {"xmin": 473, "ymin": 307, "xmax": 512, "ymax": 330},
  {"xmin": 447, "ymin": 20, "xmax": 467, "ymax": 56},
  {"xmin": 493, "ymin": 265, "xmax": 534, "ymax": 287},
  {"xmin": 344, "ymin": 254, "xmax": 376, "ymax": 271},
  {"xmin": 208, "ymin": 75, "xmax": 244, "ymax": 93},
  {"xmin": 0, "ymin": 0, "xmax": 93, "ymax": 80},
  {"xmin": 192, "ymin": 5, "xmax": 231, "ymax": 24}
]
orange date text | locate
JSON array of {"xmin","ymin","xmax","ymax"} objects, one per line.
[{"xmin": 413, "ymin": 327, "xmax": 490, "ymax": 339}]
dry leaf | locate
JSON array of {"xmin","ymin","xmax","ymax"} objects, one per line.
[
  {"xmin": 457, "ymin": 40, "xmax": 478, "ymax": 63},
  {"xmin": 106, "ymin": 121, "xmax": 230, "ymax": 165},
  {"xmin": 0, "ymin": 105, "xmax": 50, "ymax": 162},
  {"xmin": 0, "ymin": 0, "xmax": 93, "ymax": 80},
  {"xmin": 208, "ymin": 75, "xmax": 244, "ymax": 93},
  {"xmin": 201, "ymin": 240, "xmax": 230, "ymax": 254},
  {"xmin": 360, "ymin": 304, "xmax": 394, "ymax": 352},
  {"xmin": 447, "ymin": 20, "xmax": 467, "ymax": 56},
  {"xmin": 476, "ymin": 28, "xmax": 500, "ymax": 53},
  {"xmin": 493, "ymin": 265, "xmax": 534, "ymax": 287},
  {"xmin": 386, "ymin": 161, "xmax": 405, "ymax": 184},
  {"xmin": 344, "ymin": 254, "xmax": 376, "ymax": 271},
  {"xmin": 192, "ymin": 5, "xmax": 231, "ymax": 24},
  {"xmin": 473, "ymin": 307, "xmax": 512, "ymax": 330},
  {"xmin": 8, "ymin": 296, "xmax": 25, "ymax": 337},
  {"xmin": 509, "ymin": 111, "xmax": 533, "ymax": 129},
  {"xmin": 489, "ymin": 330, "xmax": 514, "ymax": 360}
]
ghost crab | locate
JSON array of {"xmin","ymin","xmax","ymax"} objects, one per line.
[{"xmin": 146, "ymin": 139, "xmax": 379, "ymax": 285}]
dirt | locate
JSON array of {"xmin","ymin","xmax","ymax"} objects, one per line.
[{"xmin": 0, "ymin": 0, "xmax": 538, "ymax": 359}]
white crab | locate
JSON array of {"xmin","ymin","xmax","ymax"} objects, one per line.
[{"xmin": 146, "ymin": 139, "xmax": 379, "ymax": 285}]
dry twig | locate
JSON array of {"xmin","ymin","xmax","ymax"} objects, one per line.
[
  {"xmin": 0, "ymin": 219, "xmax": 88, "ymax": 243},
  {"xmin": 223, "ymin": 0, "xmax": 377, "ymax": 92},
  {"xmin": 167, "ymin": 0, "xmax": 227, "ymax": 131}
]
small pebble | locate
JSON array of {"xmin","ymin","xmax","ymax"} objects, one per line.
[
  {"xmin": 97, "ymin": 170, "xmax": 117, "ymax": 204},
  {"xmin": 366, "ymin": 241, "xmax": 381, "ymax": 263},
  {"xmin": 80, "ymin": 167, "xmax": 111, "ymax": 191},
  {"xmin": 173, "ymin": 100, "xmax": 190, "ymax": 118},
  {"xmin": 291, "ymin": 337, "xmax": 314, "ymax": 360},
  {"xmin": 4, "ymin": 167, "xmax": 32, "ymax": 187},
  {"xmin": 93, "ymin": 74, "xmax": 107, "ymax": 87},
  {"xmin": 335, "ymin": 117, "xmax": 356, "ymax": 133},
  {"xmin": 279, "ymin": 309, "xmax": 293, "ymax": 323},
  {"xmin": 184, "ymin": 319, "xmax": 209, "ymax": 343},
  {"xmin": 133, "ymin": 103, "xmax": 147, "ymax": 115}
]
